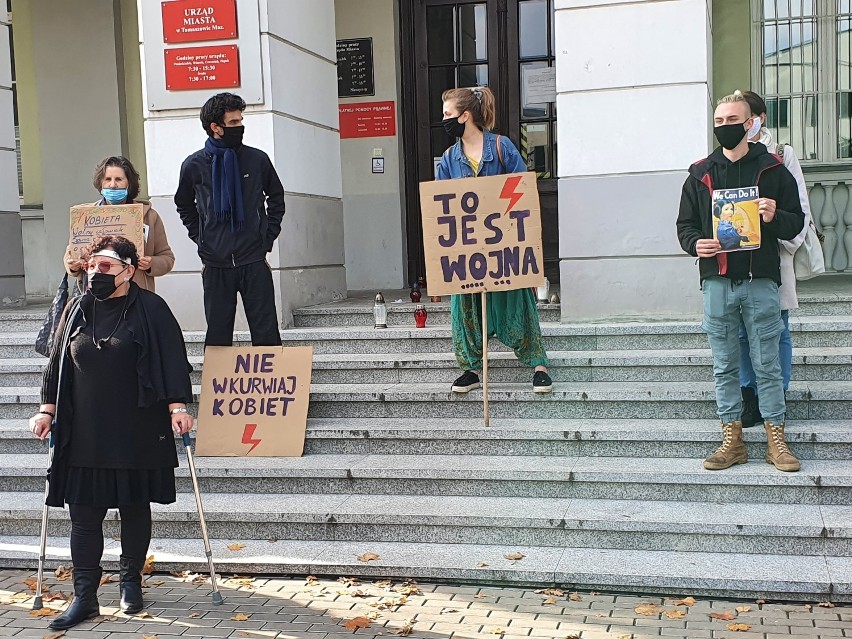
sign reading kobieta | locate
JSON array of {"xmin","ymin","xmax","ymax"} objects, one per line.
[
  {"xmin": 69, "ymin": 204, "xmax": 145, "ymax": 260},
  {"xmin": 419, "ymin": 172, "xmax": 544, "ymax": 297},
  {"xmin": 195, "ymin": 346, "xmax": 313, "ymax": 457}
]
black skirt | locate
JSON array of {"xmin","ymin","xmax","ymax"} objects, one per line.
[{"xmin": 63, "ymin": 466, "xmax": 176, "ymax": 508}]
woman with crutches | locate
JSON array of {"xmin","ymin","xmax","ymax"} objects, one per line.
[{"xmin": 29, "ymin": 234, "xmax": 194, "ymax": 631}]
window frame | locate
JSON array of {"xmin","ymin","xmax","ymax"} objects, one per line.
[{"xmin": 751, "ymin": 0, "xmax": 850, "ymax": 166}]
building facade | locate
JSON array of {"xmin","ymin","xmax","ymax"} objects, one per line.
[{"xmin": 0, "ymin": 0, "xmax": 847, "ymax": 329}]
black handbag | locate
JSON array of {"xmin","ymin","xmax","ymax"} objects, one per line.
[{"xmin": 34, "ymin": 274, "xmax": 84, "ymax": 357}]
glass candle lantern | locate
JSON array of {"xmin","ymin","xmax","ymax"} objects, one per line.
[
  {"xmin": 414, "ymin": 304, "xmax": 428, "ymax": 328},
  {"xmin": 374, "ymin": 292, "xmax": 387, "ymax": 328}
]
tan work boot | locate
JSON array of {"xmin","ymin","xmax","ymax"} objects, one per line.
[
  {"xmin": 764, "ymin": 421, "xmax": 801, "ymax": 472},
  {"xmin": 704, "ymin": 420, "xmax": 748, "ymax": 470}
]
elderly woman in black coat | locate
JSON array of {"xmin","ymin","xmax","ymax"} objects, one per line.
[{"xmin": 29, "ymin": 234, "xmax": 193, "ymax": 630}]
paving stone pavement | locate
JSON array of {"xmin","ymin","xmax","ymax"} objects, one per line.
[{"xmin": 1, "ymin": 568, "xmax": 852, "ymax": 638}]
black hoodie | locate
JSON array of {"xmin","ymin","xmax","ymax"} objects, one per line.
[{"xmin": 676, "ymin": 143, "xmax": 804, "ymax": 285}]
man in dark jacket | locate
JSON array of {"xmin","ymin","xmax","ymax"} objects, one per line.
[
  {"xmin": 677, "ymin": 92, "xmax": 805, "ymax": 473},
  {"xmin": 175, "ymin": 92, "xmax": 285, "ymax": 346}
]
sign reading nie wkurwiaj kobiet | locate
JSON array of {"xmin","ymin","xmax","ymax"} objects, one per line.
[
  {"xmin": 419, "ymin": 172, "xmax": 544, "ymax": 296},
  {"xmin": 195, "ymin": 346, "xmax": 313, "ymax": 457}
]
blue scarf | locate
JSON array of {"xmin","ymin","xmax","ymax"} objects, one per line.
[{"xmin": 204, "ymin": 137, "xmax": 245, "ymax": 232}]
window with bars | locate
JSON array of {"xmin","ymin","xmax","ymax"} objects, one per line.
[{"xmin": 754, "ymin": 0, "xmax": 852, "ymax": 163}]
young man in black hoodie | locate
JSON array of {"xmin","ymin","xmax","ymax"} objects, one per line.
[
  {"xmin": 175, "ymin": 93, "xmax": 285, "ymax": 346},
  {"xmin": 677, "ymin": 92, "xmax": 805, "ymax": 472}
]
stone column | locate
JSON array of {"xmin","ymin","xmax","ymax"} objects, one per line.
[
  {"xmin": 554, "ymin": 0, "xmax": 712, "ymax": 321},
  {"xmin": 0, "ymin": 9, "xmax": 24, "ymax": 306},
  {"xmin": 140, "ymin": 0, "xmax": 345, "ymax": 330}
]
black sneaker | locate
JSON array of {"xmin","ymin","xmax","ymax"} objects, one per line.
[
  {"xmin": 741, "ymin": 386, "xmax": 763, "ymax": 428},
  {"xmin": 451, "ymin": 371, "xmax": 481, "ymax": 393},
  {"xmin": 533, "ymin": 371, "xmax": 553, "ymax": 393}
]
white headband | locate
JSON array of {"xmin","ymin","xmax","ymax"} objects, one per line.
[{"xmin": 91, "ymin": 249, "xmax": 131, "ymax": 265}]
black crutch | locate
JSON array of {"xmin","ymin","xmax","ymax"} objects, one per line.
[{"xmin": 181, "ymin": 433, "xmax": 223, "ymax": 605}]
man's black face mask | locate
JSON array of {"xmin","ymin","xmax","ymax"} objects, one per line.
[{"xmin": 714, "ymin": 121, "xmax": 749, "ymax": 150}]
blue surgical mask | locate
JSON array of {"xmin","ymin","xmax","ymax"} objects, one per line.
[{"xmin": 101, "ymin": 188, "xmax": 128, "ymax": 205}]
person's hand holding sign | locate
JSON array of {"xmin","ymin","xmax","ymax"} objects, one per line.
[
  {"xmin": 758, "ymin": 198, "xmax": 776, "ymax": 223},
  {"xmin": 695, "ymin": 238, "xmax": 722, "ymax": 258},
  {"xmin": 138, "ymin": 256, "xmax": 153, "ymax": 271}
]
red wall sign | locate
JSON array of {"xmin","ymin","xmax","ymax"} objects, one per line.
[
  {"xmin": 339, "ymin": 101, "xmax": 397, "ymax": 139},
  {"xmin": 165, "ymin": 45, "xmax": 240, "ymax": 91},
  {"xmin": 162, "ymin": 0, "xmax": 238, "ymax": 43}
]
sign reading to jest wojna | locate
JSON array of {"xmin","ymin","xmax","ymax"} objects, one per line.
[
  {"xmin": 195, "ymin": 346, "xmax": 313, "ymax": 457},
  {"xmin": 419, "ymin": 172, "xmax": 544, "ymax": 296},
  {"xmin": 69, "ymin": 204, "xmax": 145, "ymax": 260}
]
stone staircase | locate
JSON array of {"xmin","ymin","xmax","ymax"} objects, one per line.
[{"xmin": 0, "ymin": 291, "xmax": 851, "ymax": 602}]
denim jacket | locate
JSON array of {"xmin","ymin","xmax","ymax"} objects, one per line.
[{"xmin": 436, "ymin": 130, "xmax": 526, "ymax": 180}]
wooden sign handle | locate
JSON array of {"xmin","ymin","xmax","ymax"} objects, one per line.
[{"xmin": 481, "ymin": 291, "xmax": 489, "ymax": 427}]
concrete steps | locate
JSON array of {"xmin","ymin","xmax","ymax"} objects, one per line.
[
  {"xmin": 0, "ymin": 535, "xmax": 849, "ymax": 601},
  {"xmin": 0, "ymin": 491, "xmax": 850, "ymax": 557},
  {"xmin": 3, "ymin": 418, "xmax": 850, "ymax": 458},
  {"xmin": 1, "ymin": 291, "xmax": 851, "ymax": 600}
]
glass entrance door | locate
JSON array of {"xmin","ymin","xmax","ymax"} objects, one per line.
[{"xmin": 401, "ymin": 0, "xmax": 559, "ymax": 284}]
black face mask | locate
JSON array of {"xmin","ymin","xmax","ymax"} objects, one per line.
[
  {"xmin": 442, "ymin": 116, "xmax": 466, "ymax": 139},
  {"xmin": 220, "ymin": 125, "xmax": 245, "ymax": 148},
  {"xmin": 89, "ymin": 271, "xmax": 125, "ymax": 301},
  {"xmin": 714, "ymin": 121, "xmax": 749, "ymax": 150}
]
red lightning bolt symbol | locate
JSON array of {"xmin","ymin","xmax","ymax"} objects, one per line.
[
  {"xmin": 241, "ymin": 423, "xmax": 261, "ymax": 454},
  {"xmin": 499, "ymin": 175, "xmax": 524, "ymax": 215}
]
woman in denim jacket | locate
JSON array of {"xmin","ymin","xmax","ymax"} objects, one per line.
[{"xmin": 436, "ymin": 87, "xmax": 552, "ymax": 394}]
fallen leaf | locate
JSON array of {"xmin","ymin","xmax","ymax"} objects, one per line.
[
  {"xmin": 634, "ymin": 603, "xmax": 662, "ymax": 616},
  {"xmin": 188, "ymin": 612, "xmax": 201, "ymax": 618},
  {"xmin": 349, "ymin": 589, "xmax": 371, "ymax": 598},
  {"xmin": 756, "ymin": 598, "xmax": 766, "ymax": 604},
  {"xmin": 99, "ymin": 573, "xmax": 117, "ymax": 586},
  {"xmin": 374, "ymin": 579, "xmax": 392, "ymax": 587},
  {"xmin": 568, "ymin": 592, "xmax": 583, "ymax": 602},
  {"xmin": 142, "ymin": 635, "xmax": 158, "ymax": 639},
  {"xmin": 474, "ymin": 593, "xmax": 486, "ymax": 599},
  {"xmin": 306, "ymin": 575, "xmax": 319, "ymax": 583},
  {"xmin": 674, "ymin": 596, "xmax": 696, "ymax": 607},
  {"xmin": 664, "ymin": 609, "xmax": 686, "ymax": 619},
  {"xmin": 94, "ymin": 616, "xmax": 117, "ymax": 622},
  {"xmin": 395, "ymin": 581, "xmax": 421, "ymax": 596},
  {"xmin": 487, "ymin": 629, "xmax": 504, "ymax": 635},
  {"xmin": 338, "ymin": 576, "xmax": 361, "ymax": 586},
  {"xmin": 54, "ymin": 565, "xmax": 73, "ymax": 581},
  {"xmin": 29, "ymin": 607, "xmax": 60, "ymax": 617},
  {"xmin": 357, "ymin": 552, "xmax": 380, "ymax": 563},
  {"xmin": 227, "ymin": 543, "xmax": 246, "ymax": 552},
  {"xmin": 23, "ymin": 577, "xmax": 48, "ymax": 592},
  {"xmin": 42, "ymin": 632, "xmax": 66, "ymax": 639},
  {"xmin": 709, "ymin": 611, "xmax": 738, "ymax": 621},
  {"xmin": 142, "ymin": 555, "xmax": 155, "ymax": 575},
  {"xmin": 476, "ymin": 562, "xmax": 489, "ymax": 568},
  {"xmin": 366, "ymin": 611, "xmax": 381, "ymax": 620},
  {"xmin": 43, "ymin": 592, "xmax": 71, "ymax": 603},
  {"xmin": 144, "ymin": 579, "xmax": 165, "ymax": 587},
  {"xmin": 727, "ymin": 623, "xmax": 751, "ymax": 631},
  {"xmin": 590, "ymin": 591, "xmax": 601, "ymax": 596},
  {"xmin": 343, "ymin": 616, "xmax": 371, "ymax": 631},
  {"xmin": 135, "ymin": 611, "xmax": 153, "ymax": 618},
  {"xmin": 170, "ymin": 570, "xmax": 190, "ymax": 578},
  {"xmin": 819, "ymin": 601, "xmax": 836, "ymax": 608},
  {"xmin": 231, "ymin": 613, "xmax": 251, "ymax": 621},
  {"xmin": 535, "ymin": 588, "xmax": 565, "ymax": 596},
  {"xmin": 565, "ymin": 635, "xmax": 581, "ymax": 639},
  {"xmin": 190, "ymin": 574, "xmax": 208, "ymax": 585},
  {"xmin": 735, "ymin": 606, "xmax": 752, "ymax": 613},
  {"xmin": 373, "ymin": 595, "xmax": 408, "ymax": 610},
  {"xmin": 503, "ymin": 552, "xmax": 526, "ymax": 561},
  {"xmin": 440, "ymin": 608, "xmax": 459, "ymax": 614},
  {"xmin": 804, "ymin": 604, "xmax": 813, "ymax": 611},
  {"xmin": 543, "ymin": 597, "xmax": 557, "ymax": 605},
  {"xmin": 5, "ymin": 591, "xmax": 32, "ymax": 603},
  {"xmin": 391, "ymin": 623, "xmax": 414, "ymax": 636}
]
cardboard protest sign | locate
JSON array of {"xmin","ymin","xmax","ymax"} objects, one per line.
[
  {"xmin": 419, "ymin": 172, "xmax": 544, "ymax": 296},
  {"xmin": 195, "ymin": 346, "xmax": 313, "ymax": 457},
  {"xmin": 69, "ymin": 204, "xmax": 145, "ymax": 259}
]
